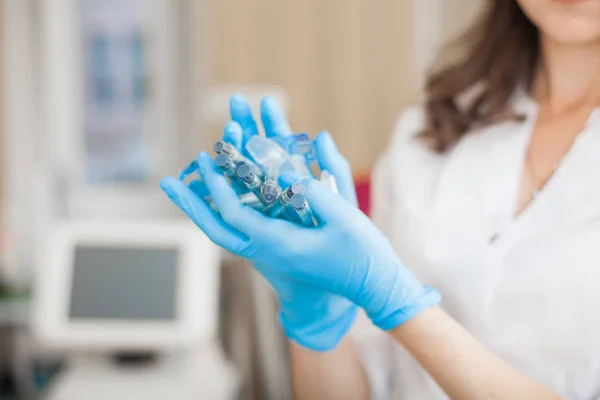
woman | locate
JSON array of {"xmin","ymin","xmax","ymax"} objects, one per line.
[{"xmin": 161, "ymin": 0, "xmax": 600, "ymax": 398}]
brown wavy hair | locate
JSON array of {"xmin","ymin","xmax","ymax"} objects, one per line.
[{"xmin": 421, "ymin": 0, "xmax": 539, "ymax": 153}]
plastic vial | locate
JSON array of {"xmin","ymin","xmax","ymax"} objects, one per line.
[
  {"xmin": 264, "ymin": 181, "xmax": 305, "ymax": 218},
  {"xmin": 278, "ymin": 155, "xmax": 312, "ymax": 177},
  {"xmin": 214, "ymin": 141, "xmax": 238, "ymax": 158},
  {"xmin": 236, "ymin": 163, "xmax": 265, "ymax": 200},
  {"xmin": 261, "ymin": 179, "xmax": 281, "ymax": 205},
  {"xmin": 246, "ymin": 136, "xmax": 289, "ymax": 172},
  {"xmin": 214, "ymin": 154, "xmax": 237, "ymax": 178},
  {"xmin": 290, "ymin": 194, "xmax": 316, "ymax": 227},
  {"xmin": 290, "ymin": 133, "xmax": 316, "ymax": 164}
]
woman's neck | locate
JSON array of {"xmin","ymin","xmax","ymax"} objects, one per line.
[{"xmin": 532, "ymin": 35, "xmax": 600, "ymax": 114}]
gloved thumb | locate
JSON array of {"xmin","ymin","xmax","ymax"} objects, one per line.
[
  {"xmin": 222, "ymin": 121, "xmax": 243, "ymax": 152},
  {"xmin": 302, "ymin": 178, "xmax": 349, "ymax": 224},
  {"xmin": 278, "ymin": 171, "xmax": 301, "ymax": 188},
  {"xmin": 314, "ymin": 131, "xmax": 357, "ymax": 206}
]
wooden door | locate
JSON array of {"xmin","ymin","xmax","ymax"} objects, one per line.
[
  {"xmin": 441, "ymin": 0, "xmax": 483, "ymax": 41},
  {"xmin": 204, "ymin": 0, "xmax": 416, "ymax": 173}
]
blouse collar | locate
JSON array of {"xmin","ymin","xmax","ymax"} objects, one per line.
[{"xmin": 509, "ymin": 86, "xmax": 537, "ymax": 116}]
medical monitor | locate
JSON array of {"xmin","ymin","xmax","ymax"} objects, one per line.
[{"xmin": 33, "ymin": 220, "xmax": 220, "ymax": 351}]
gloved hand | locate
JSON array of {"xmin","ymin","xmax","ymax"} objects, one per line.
[
  {"xmin": 181, "ymin": 94, "xmax": 358, "ymax": 351},
  {"xmin": 161, "ymin": 98, "xmax": 440, "ymax": 337},
  {"xmin": 162, "ymin": 151, "xmax": 440, "ymax": 333}
]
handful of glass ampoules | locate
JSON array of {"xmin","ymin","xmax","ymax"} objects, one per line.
[{"xmin": 180, "ymin": 134, "xmax": 339, "ymax": 227}]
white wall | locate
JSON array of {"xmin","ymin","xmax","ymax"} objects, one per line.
[{"xmin": 2, "ymin": 0, "xmax": 42, "ymax": 284}]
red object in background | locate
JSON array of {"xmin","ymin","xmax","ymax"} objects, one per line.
[{"xmin": 354, "ymin": 175, "xmax": 371, "ymax": 217}]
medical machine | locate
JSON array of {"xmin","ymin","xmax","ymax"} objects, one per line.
[{"xmin": 31, "ymin": 220, "xmax": 238, "ymax": 400}]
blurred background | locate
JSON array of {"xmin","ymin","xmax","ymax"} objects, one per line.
[{"xmin": 0, "ymin": 0, "xmax": 481, "ymax": 399}]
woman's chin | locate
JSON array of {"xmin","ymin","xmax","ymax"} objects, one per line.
[{"xmin": 540, "ymin": 15, "xmax": 600, "ymax": 44}]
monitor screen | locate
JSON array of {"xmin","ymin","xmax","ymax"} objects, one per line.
[{"xmin": 69, "ymin": 246, "xmax": 179, "ymax": 321}]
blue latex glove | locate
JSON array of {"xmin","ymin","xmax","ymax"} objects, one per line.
[
  {"xmin": 182, "ymin": 94, "xmax": 358, "ymax": 351},
  {"xmin": 162, "ymin": 103, "xmax": 440, "ymax": 339},
  {"xmin": 161, "ymin": 151, "xmax": 440, "ymax": 333}
]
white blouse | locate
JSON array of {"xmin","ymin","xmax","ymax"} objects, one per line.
[{"xmin": 351, "ymin": 93, "xmax": 600, "ymax": 400}]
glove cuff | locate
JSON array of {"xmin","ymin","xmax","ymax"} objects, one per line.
[
  {"xmin": 279, "ymin": 302, "xmax": 358, "ymax": 352},
  {"xmin": 370, "ymin": 285, "xmax": 441, "ymax": 331}
]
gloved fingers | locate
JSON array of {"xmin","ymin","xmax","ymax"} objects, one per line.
[
  {"xmin": 261, "ymin": 96, "xmax": 293, "ymax": 139},
  {"xmin": 179, "ymin": 159, "xmax": 200, "ymax": 182},
  {"xmin": 219, "ymin": 121, "xmax": 251, "ymax": 193},
  {"xmin": 188, "ymin": 179, "xmax": 210, "ymax": 198},
  {"xmin": 280, "ymin": 172, "xmax": 348, "ymax": 224},
  {"xmin": 278, "ymin": 171, "xmax": 302, "ymax": 188},
  {"xmin": 222, "ymin": 120, "xmax": 243, "ymax": 152},
  {"xmin": 160, "ymin": 177, "xmax": 248, "ymax": 250},
  {"xmin": 230, "ymin": 93, "xmax": 259, "ymax": 150},
  {"xmin": 314, "ymin": 131, "xmax": 358, "ymax": 206},
  {"xmin": 197, "ymin": 152, "xmax": 272, "ymax": 236},
  {"xmin": 301, "ymin": 178, "xmax": 349, "ymax": 224}
]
